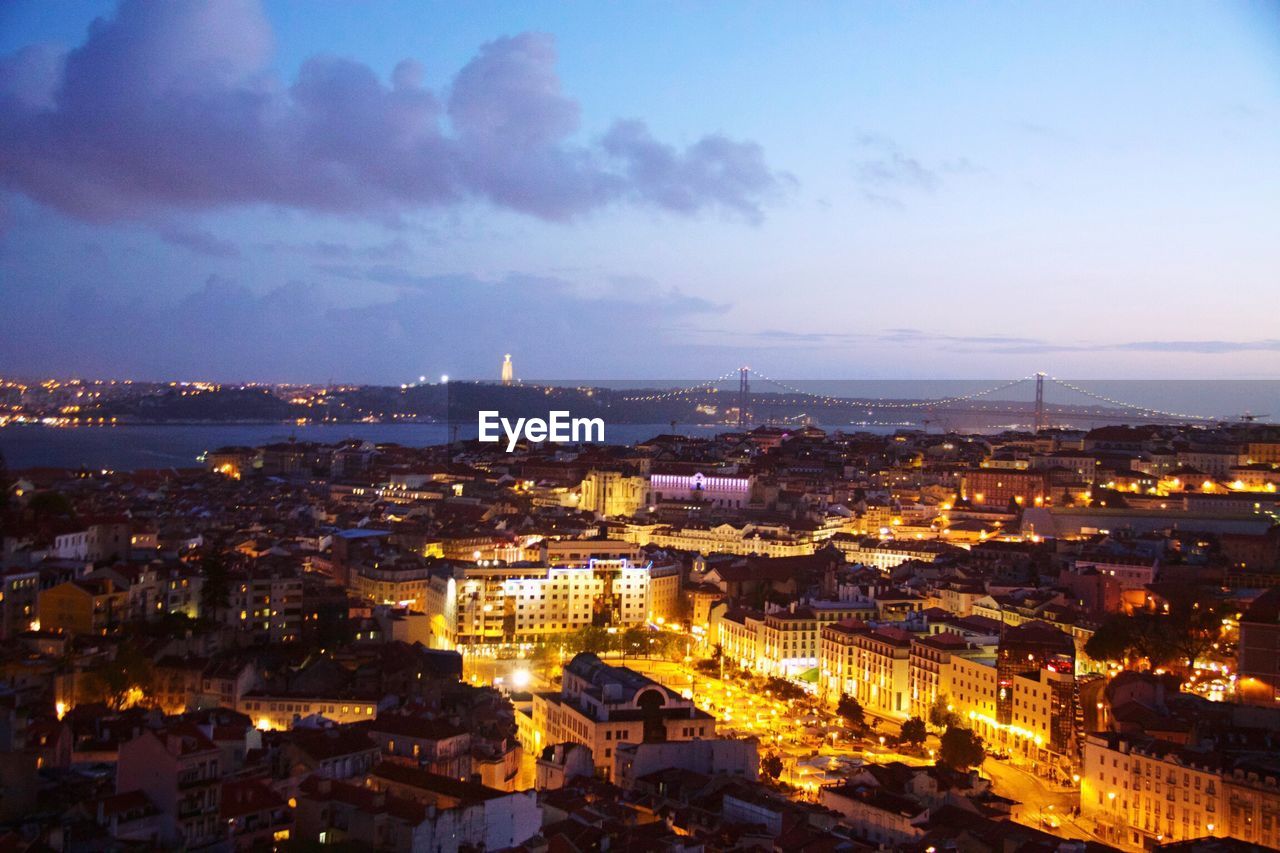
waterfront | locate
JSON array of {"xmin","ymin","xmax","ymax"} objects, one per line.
[{"xmin": 0, "ymin": 422, "xmax": 740, "ymax": 470}]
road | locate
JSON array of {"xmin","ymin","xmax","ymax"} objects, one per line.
[
  {"xmin": 982, "ymin": 757, "xmax": 1087, "ymax": 840},
  {"xmin": 466, "ymin": 649, "xmax": 1087, "ymax": 825},
  {"xmin": 621, "ymin": 657, "xmax": 932, "ymax": 794}
]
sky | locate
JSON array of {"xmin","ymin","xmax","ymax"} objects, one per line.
[{"xmin": 0, "ymin": 0, "xmax": 1277, "ymax": 383}]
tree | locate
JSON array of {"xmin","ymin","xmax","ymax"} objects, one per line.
[
  {"xmin": 1163, "ymin": 592, "xmax": 1225, "ymax": 670},
  {"xmin": 761, "ymin": 753, "xmax": 783, "ymax": 780},
  {"xmin": 694, "ymin": 657, "xmax": 720, "ymax": 676},
  {"xmin": 1083, "ymin": 616, "xmax": 1142, "ymax": 666},
  {"xmin": 0, "ymin": 450, "xmax": 9, "ymax": 515},
  {"xmin": 573, "ymin": 626, "xmax": 613, "ymax": 655},
  {"xmin": 900, "ymin": 716, "xmax": 927, "ymax": 747},
  {"xmin": 83, "ymin": 644, "xmax": 155, "ymax": 711},
  {"xmin": 28, "ymin": 490, "xmax": 75, "ymax": 523},
  {"xmin": 621, "ymin": 626, "xmax": 649, "ymax": 658},
  {"xmin": 198, "ymin": 543, "xmax": 231, "ymax": 621},
  {"xmin": 1084, "ymin": 595, "xmax": 1223, "ymax": 672},
  {"xmin": 929, "ymin": 695, "xmax": 961, "ymax": 729},
  {"xmin": 648, "ymin": 629, "xmax": 683, "ymax": 661},
  {"xmin": 938, "ymin": 725, "xmax": 985, "ymax": 771},
  {"xmin": 765, "ymin": 677, "xmax": 806, "ymax": 702},
  {"xmin": 836, "ymin": 694, "xmax": 865, "ymax": 730}
]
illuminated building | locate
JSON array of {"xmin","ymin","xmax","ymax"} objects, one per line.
[
  {"xmin": 829, "ymin": 535, "xmax": 956, "ymax": 572},
  {"xmin": 530, "ymin": 653, "xmax": 716, "ymax": 781},
  {"xmin": 995, "ymin": 620, "xmax": 1075, "ymax": 727},
  {"xmin": 424, "ymin": 558, "xmax": 681, "ymax": 648},
  {"xmin": 36, "ymin": 578, "xmax": 128, "ymax": 636},
  {"xmin": 647, "ymin": 471, "xmax": 752, "ymax": 509},
  {"xmin": 579, "ymin": 469, "xmax": 646, "ymax": 517},
  {"xmin": 1080, "ymin": 732, "xmax": 1269, "ymax": 848},
  {"xmin": 227, "ymin": 570, "xmax": 303, "ymax": 644},
  {"xmin": 717, "ymin": 600, "xmax": 877, "ymax": 677},
  {"xmin": 350, "ymin": 560, "xmax": 434, "ymax": 612},
  {"xmin": 818, "ymin": 621, "xmax": 912, "ymax": 719},
  {"xmin": 621, "ymin": 520, "xmax": 820, "ymax": 557},
  {"xmin": 907, "ymin": 631, "xmax": 988, "ymax": 720},
  {"xmin": 501, "ymin": 353, "xmax": 514, "ymax": 385},
  {"xmin": 961, "ymin": 468, "xmax": 1049, "ymax": 510},
  {"xmin": 948, "ymin": 654, "xmax": 999, "ymax": 739},
  {"xmin": 1012, "ymin": 666, "xmax": 1076, "ymax": 755},
  {"xmin": 1238, "ymin": 587, "xmax": 1280, "ymax": 704},
  {"xmin": 238, "ymin": 693, "xmax": 379, "ymax": 731}
]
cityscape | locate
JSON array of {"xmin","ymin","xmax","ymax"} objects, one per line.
[{"xmin": 2, "ymin": 1, "xmax": 1279, "ymax": 852}]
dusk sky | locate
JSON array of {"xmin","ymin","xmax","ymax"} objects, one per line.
[{"xmin": 1, "ymin": 0, "xmax": 1277, "ymax": 382}]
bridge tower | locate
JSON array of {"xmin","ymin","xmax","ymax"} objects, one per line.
[
  {"xmin": 1034, "ymin": 372, "xmax": 1046, "ymax": 432},
  {"xmin": 738, "ymin": 367, "xmax": 750, "ymax": 430}
]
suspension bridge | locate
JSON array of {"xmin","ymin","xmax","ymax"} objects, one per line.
[{"xmin": 619, "ymin": 370, "xmax": 1221, "ymax": 430}]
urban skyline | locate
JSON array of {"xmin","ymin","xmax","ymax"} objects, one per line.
[{"xmin": 3, "ymin": 3, "xmax": 1280, "ymax": 852}]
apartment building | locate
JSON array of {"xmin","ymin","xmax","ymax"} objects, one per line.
[
  {"xmin": 36, "ymin": 578, "xmax": 128, "ymax": 636},
  {"xmin": 530, "ymin": 653, "xmax": 716, "ymax": 781},
  {"xmin": 717, "ymin": 601, "xmax": 881, "ymax": 677},
  {"xmin": 227, "ymin": 570, "xmax": 303, "ymax": 644},
  {"xmin": 117, "ymin": 725, "xmax": 223, "ymax": 849},
  {"xmin": 424, "ymin": 558, "xmax": 679, "ymax": 648},
  {"xmin": 620, "ymin": 521, "xmax": 820, "ymax": 557},
  {"xmin": 818, "ymin": 622, "xmax": 912, "ymax": 720},
  {"xmin": 829, "ymin": 535, "xmax": 956, "ymax": 572},
  {"xmin": 907, "ymin": 631, "xmax": 987, "ymax": 721},
  {"xmin": 1082, "ymin": 732, "xmax": 1244, "ymax": 849}
]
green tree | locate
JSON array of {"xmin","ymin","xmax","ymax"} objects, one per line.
[
  {"xmin": 836, "ymin": 694, "xmax": 865, "ymax": 730},
  {"xmin": 938, "ymin": 725, "xmax": 985, "ymax": 771},
  {"xmin": 0, "ymin": 450, "xmax": 9, "ymax": 516},
  {"xmin": 1083, "ymin": 616, "xmax": 1142, "ymax": 665},
  {"xmin": 929, "ymin": 695, "xmax": 961, "ymax": 729},
  {"xmin": 83, "ymin": 644, "xmax": 155, "ymax": 711},
  {"xmin": 198, "ymin": 543, "xmax": 231, "ymax": 621},
  {"xmin": 649, "ymin": 630, "xmax": 683, "ymax": 661},
  {"xmin": 900, "ymin": 716, "xmax": 927, "ymax": 747},
  {"xmin": 1164, "ymin": 593, "xmax": 1225, "ymax": 670},
  {"xmin": 621, "ymin": 626, "xmax": 649, "ymax": 658},
  {"xmin": 29, "ymin": 491, "xmax": 76, "ymax": 523},
  {"xmin": 765, "ymin": 677, "xmax": 806, "ymax": 702},
  {"xmin": 1084, "ymin": 601, "xmax": 1220, "ymax": 672},
  {"xmin": 761, "ymin": 753, "xmax": 783, "ymax": 780},
  {"xmin": 574, "ymin": 626, "xmax": 613, "ymax": 655}
]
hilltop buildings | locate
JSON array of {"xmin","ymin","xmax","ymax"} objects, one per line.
[{"xmin": 1, "ymin": 417, "xmax": 1279, "ymax": 849}]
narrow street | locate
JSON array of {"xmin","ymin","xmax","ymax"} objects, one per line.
[{"xmin": 981, "ymin": 757, "xmax": 1089, "ymax": 840}]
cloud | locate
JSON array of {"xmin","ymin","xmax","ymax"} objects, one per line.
[
  {"xmin": 259, "ymin": 237, "xmax": 414, "ymax": 262},
  {"xmin": 0, "ymin": 1, "xmax": 785, "ymax": 224},
  {"xmin": 713, "ymin": 326, "xmax": 1280, "ymax": 359},
  {"xmin": 1106, "ymin": 339, "xmax": 1280, "ymax": 354},
  {"xmin": 0, "ymin": 269, "xmax": 729, "ymax": 381},
  {"xmin": 158, "ymin": 225, "xmax": 240, "ymax": 258},
  {"xmin": 853, "ymin": 134, "xmax": 978, "ymax": 206}
]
